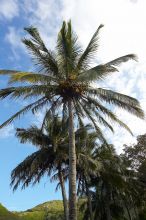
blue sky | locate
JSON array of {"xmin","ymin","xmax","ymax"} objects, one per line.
[{"xmin": 0, "ymin": 0, "xmax": 146, "ymax": 212}]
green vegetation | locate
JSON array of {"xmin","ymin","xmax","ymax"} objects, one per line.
[
  {"xmin": 19, "ymin": 200, "xmax": 64, "ymax": 220},
  {"xmin": 0, "ymin": 200, "xmax": 83, "ymax": 220},
  {"xmin": 0, "ymin": 204, "xmax": 20, "ymax": 220}
]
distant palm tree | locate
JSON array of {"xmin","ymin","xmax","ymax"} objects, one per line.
[
  {"xmin": 75, "ymin": 125, "xmax": 101, "ymax": 220},
  {"xmin": 85, "ymin": 145, "xmax": 139, "ymax": 220},
  {"xmin": 11, "ymin": 117, "xmax": 69, "ymax": 220},
  {"xmin": 0, "ymin": 21, "xmax": 144, "ymax": 220},
  {"xmin": 11, "ymin": 121, "xmax": 101, "ymax": 220}
]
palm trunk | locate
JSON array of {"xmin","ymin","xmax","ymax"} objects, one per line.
[
  {"xmin": 85, "ymin": 180, "xmax": 94, "ymax": 220},
  {"xmin": 105, "ymin": 188, "xmax": 111, "ymax": 220},
  {"xmin": 68, "ymin": 99, "xmax": 77, "ymax": 220},
  {"xmin": 58, "ymin": 169, "xmax": 69, "ymax": 220}
]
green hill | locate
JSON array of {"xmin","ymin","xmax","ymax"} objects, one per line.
[
  {"xmin": 0, "ymin": 200, "xmax": 84, "ymax": 220},
  {"xmin": 0, "ymin": 204, "xmax": 20, "ymax": 220},
  {"xmin": 16, "ymin": 200, "xmax": 64, "ymax": 220}
]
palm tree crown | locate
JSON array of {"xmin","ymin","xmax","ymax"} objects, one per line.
[{"xmin": 0, "ymin": 21, "xmax": 143, "ymax": 138}]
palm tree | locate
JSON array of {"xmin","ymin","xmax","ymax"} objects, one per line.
[
  {"xmin": 12, "ymin": 121, "xmax": 103, "ymax": 220},
  {"xmin": 0, "ymin": 21, "xmax": 144, "ymax": 220},
  {"xmin": 12, "ymin": 117, "xmax": 69, "ymax": 220},
  {"xmin": 84, "ymin": 145, "xmax": 141, "ymax": 220},
  {"xmin": 75, "ymin": 125, "xmax": 101, "ymax": 220}
]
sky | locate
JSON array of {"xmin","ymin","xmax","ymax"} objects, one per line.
[{"xmin": 0, "ymin": 0, "xmax": 146, "ymax": 212}]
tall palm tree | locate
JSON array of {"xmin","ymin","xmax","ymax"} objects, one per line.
[{"xmin": 0, "ymin": 21, "xmax": 144, "ymax": 220}]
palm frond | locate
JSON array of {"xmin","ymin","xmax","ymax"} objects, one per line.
[
  {"xmin": 0, "ymin": 85, "xmax": 56, "ymax": 100},
  {"xmin": 84, "ymin": 96, "xmax": 133, "ymax": 135},
  {"xmin": 16, "ymin": 126, "xmax": 51, "ymax": 148},
  {"xmin": 24, "ymin": 26, "xmax": 48, "ymax": 52},
  {"xmin": 90, "ymin": 88, "xmax": 144, "ymax": 119},
  {"xmin": 31, "ymin": 98, "xmax": 49, "ymax": 114},
  {"xmin": 79, "ymin": 100, "xmax": 108, "ymax": 144},
  {"xmin": 57, "ymin": 20, "xmax": 82, "ymax": 77},
  {"xmin": 77, "ymin": 54, "xmax": 137, "ymax": 82},
  {"xmin": 23, "ymin": 26, "xmax": 59, "ymax": 76},
  {"xmin": 104, "ymin": 54, "xmax": 138, "ymax": 67},
  {"xmin": 0, "ymin": 97, "xmax": 46, "ymax": 128},
  {"xmin": 77, "ymin": 64, "xmax": 118, "ymax": 82},
  {"xmin": 77, "ymin": 24, "xmax": 104, "ymax": 71},
  {"xmin": 40, "ymin": 96, "xmax": 61, "ymax": 130},
  {"xmin": 0, "ymin": 70, "xmax": 32, "ymax": 75},
  {"xmin": 8, "ymin": 72, "xmax": 57, "ymax": 84},
  {"xmin": 11, "ymin": 148, "xmax": 54, "ymax": 190},
  {"xmin": 79, "ymin": 97, "xmax": 114, "ymax": 133}
]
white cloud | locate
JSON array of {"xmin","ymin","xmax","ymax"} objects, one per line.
[
  {"xmin": 0, "ymin": 124, "xmax": 14, "ymax": 138},
  {"xmin": 130, "ymin": 0, "xmax": 138, "ymax": 3},
  {"xmin": 0, "ymin": 0, "xmax": 19, "ymax": 20},
  {"xmin": 5, "ymin": 1, "xmax": 62, "ymax": 58},
  {"xmin": 5, "ymin": 27, "xmax": 25, "ymax": 60},
  {"xmin": 22, "ymin": 0, "xmax": 62, "ymax": 49}
]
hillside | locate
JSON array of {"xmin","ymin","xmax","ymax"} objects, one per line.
[
  {"xmin": 0, "ymin": 200, "xmax": 84, "ymax": 220},
  {"xmin": 0, "ymin": 204, "xmax": 20, "ymax": 220},
  {"xmin": 16, "ymin": 200, "xmax": 64, "ymax": 220}
]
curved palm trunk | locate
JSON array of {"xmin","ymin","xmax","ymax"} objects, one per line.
[
  {"xmin": 68, "ymin": 99, "xmax": 77, "ymax": 220},
  {"xmin": 58, "ymin": 169, "xmax": 69, "ymax": 220}
]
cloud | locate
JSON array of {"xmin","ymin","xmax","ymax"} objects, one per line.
[
  {"xmin": 22, "ymin": 0, "xmax": 62, "ymax": 49},
  {"xmin": 5, "ymin": 0, "xmax": 62, "ymax": 59},
  {"xmin": 0, "ymin": 0, "xmax": 19, "ymax": 20},
  {"xmin": 5, "ymin": 27, "xmax": 25, "ymax": 60},
  {"xmin": 130, "ymin": 0, "xmax": 138, "ymax": 3},
  {"xmin": 0, "ymin": 124, "xmax": 14, "ymax": 138}
]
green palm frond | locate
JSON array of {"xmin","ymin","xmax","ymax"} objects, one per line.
[
  {"xmin": 23, "ymin": 38, "xmax": 59, "ymax": 75},
  {"xmin": 0, "ymin": 85, "xmax": 56, "ymax": 100},
  {"xmin": 11, "ymin": 148, "xmax": 55, "ymax": 190},
  {"xmin": 57, "ymin": 20, "xmax": 82, "ymax": 77},
  {"xmin": 8, "ymin": 72, "xmax": 57, "ymax": 84},
  {"xmin": 16, "ymin": 126, "xmax": 51, "ymax": 148},
  {"xmin": 23, "ymin": 27, "xmax": 59, "ymax": 76},
  {"xmin": 40, "ymin": 97, "xmax": 62, "ymax": 130},
  {"xmin": 84, "ymin": 96, "xmax": 133, "ymax": 134},
  {"xmin": 0, "ymin": 70, "xmax": 32, "ymax": 75},
  {"xmin": 79, "ymin": 101, "xmax": 108, "ymax": 144},
  {"xmin": 77, "ymin": 24, "xmax": 104, "ymax": 71},
  {"xmin": 24, "ymin": 26, "xmax": 49, "ymax": 52},
  {"xmin": 104, "ymin": 54, "xmax": 138, "ymax": 67},
  {"xmin": 0, "ymin": 97, "xmax": 45, "ymax": 128},
  {"xmin": 77, "ymin": 54, "xmax": 137, "ymax": 82},
  {"xmin": 90, "ymin": 88, "xmax": 144, "ymax": 118},
  {"xmin": 77, "ymin": 64, "xmax": 118, "ymax": 82},
  {"xmin": 89, "ymin": 88, "xmax": 139, "ymax": 106},
  {"xmin": 94, "ymin": 111, "xmax": 114, "ymax": 133},
  {"xmin": 79, "ymin": 97, "xmax": 114, "ymax": 133}
]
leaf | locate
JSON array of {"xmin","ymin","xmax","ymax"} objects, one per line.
[{"xmin": 77, "ymin": 24, "xmax": 104, "ymax": 71}]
